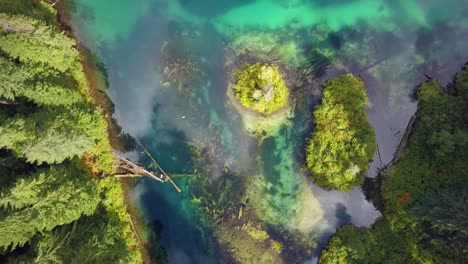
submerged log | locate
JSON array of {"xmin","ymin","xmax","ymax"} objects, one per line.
[
  {"xmin": 393, "ymin": 114, "xmax": 417, "ymax": 163},
  {"xmin": 379, "ymin": 113, "xmax": 417, "ymax": 172},
  {"xmin": 137, "ymin": 142, "xmax": 182, "ymax": 192}
]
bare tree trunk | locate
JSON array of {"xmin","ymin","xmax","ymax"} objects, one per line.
[{"xmin": 51, "ymin": 0, "xmax": 61, "ymax": 7}]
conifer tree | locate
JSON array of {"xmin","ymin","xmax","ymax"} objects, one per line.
[
  {"xmin": 0, "ymin": 106, "xmax": 106, "ymax": 164},
  {"xmin": 0, "ymin": 57, "xmax": 83, "ymax": 105},
  {"xmin": 0, "ymin": 163, "xmax": 100, "ymax": 249}
]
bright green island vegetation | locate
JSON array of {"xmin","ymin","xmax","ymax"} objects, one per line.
[
  {"xmin": 306, "ymin": 74, "xmax": 376, "ymax": 191},
  {"xmin": 319, "ymin": 66, "xmax": 468, "ymax": 263},
  {"xmin": 233, "ymin": 62, "xmax": 289, "ymax": 115}
]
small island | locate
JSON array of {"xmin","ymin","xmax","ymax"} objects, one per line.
[
  {"xmin": 305, "ymin": 74, "xmax": 376, "ymax": 191},
  {"xmin": 233, "ymin": 62, "xmax": 288, "ymax": 115}
]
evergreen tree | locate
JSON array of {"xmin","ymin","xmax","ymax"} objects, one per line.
[
  {"xmin": 0, "ymin": 56, "xmax": 83, "ymax": 105},
  {"xmin": 0, "ymin": 106, "xmax": 106, "ymax": 164},
  {"xmin": 410, "ymin": 189, "xmax": 468, "ymax": 258},
  {"xmin": 0, "ymin": 163, "xmax": 100, "ymax": 249},
  {"xmin": 0, "ymin": 12, "xmax": 78, "ymax": 72},
  {"xmin": 19, "ymin": 215, "xmax": 141, "ymax": 264}
]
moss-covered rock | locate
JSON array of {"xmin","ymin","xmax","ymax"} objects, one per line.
[{"xmin": 233, "ymin": 63, "xmax": 289, "ymax": 115}]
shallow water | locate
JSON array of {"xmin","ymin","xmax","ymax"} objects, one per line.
[{"xmin": 70, "ymin": 0, "xmax": 468, "ymax": 263}]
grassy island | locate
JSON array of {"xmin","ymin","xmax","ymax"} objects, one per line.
[
  {"xmin": 233, "ymin": 62, "xmax": 288, "ymax": 115},
  {"xmin": 305, "ymin": 74, "xmax": 376, "ymax": 191}
]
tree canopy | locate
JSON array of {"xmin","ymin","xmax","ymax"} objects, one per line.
[
  {"xmin": 0, "ymin": 163, "xmax": 100, "ymax": 249},
  {"xmin": 306, "ymin": 74, "xmax": 376, "ymax": 191},
  {"xmin": 233, "ymin": 62, "xmax": 289, "ymax": 114}
]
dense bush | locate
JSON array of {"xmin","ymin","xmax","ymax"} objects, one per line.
[
  {"xmin": 233, "ymin": 62, "xmax": 288, "ymax": 114},
  {"xmin": 306, "ymin": 74, "xmax": 376, "ymax": 191}
]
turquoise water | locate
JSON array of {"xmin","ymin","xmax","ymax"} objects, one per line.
[{"xmin": 70, "ymin": 0, "xmax": 468, "ymax": 263}]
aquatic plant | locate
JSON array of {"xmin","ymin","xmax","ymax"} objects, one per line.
[
  {"xmin": 306, "ymin": 74, "xmax": 376, "ymax": 191},
  {"xmin": 233, "ymin": 62, "xmax": 288, "ymax": 115},
  {"xmin": 241, "ymin": 221, "xmax": 269, "ymax": 242},
  {"xmin": 272, "ymin": 241, "xmax": 284, "ymax": 253},
  {"xmin": 160, "ymin": 55, "xmax": 200, "ymax": 91},
  {"xmin": 159, "ymin": 34, "xmax": 205, "ymax": 92},
  {"xmin": 227, "ymin": 31, "xmax": 305, "ymax": 68}
]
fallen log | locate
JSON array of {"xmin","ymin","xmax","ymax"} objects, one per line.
[{"xmin": 112, "ymin": 151, "xmax": 164, "ymax": 183}]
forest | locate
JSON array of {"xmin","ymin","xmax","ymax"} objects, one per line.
[
  {"xmin": 319, "ymin": 67, "xmax": 468, "ymax": 263},
  {"xmin": 0, "ymin": 0, "xmax": 145, "ymax": 263}
]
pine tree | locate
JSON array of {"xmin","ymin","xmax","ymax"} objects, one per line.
[
  {"xmin": 0, "ymin": 12, "xmax": 79, "ymax": 72},
  {"xmin": 0, "ymin": 163, "xmax": 101, "ymax": 249},
  {"xmin": 0, "ymin": 106, "xmax": 106, "ymax": 164},
  {"xmin": 0, "ymin": 56, "xmax": 83, "ymax": 105},
  {"xmin": 20, "ymin": 215, "xmax": 141, "ymax": 264},
  {"xmin": 410, "ymin": 189, "xmax": 468, "ymax": 258}
]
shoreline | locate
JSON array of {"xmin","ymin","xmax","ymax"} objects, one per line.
[{"xmin": 53, "ymin": 3, "xmax": 151, "ymax": 263}]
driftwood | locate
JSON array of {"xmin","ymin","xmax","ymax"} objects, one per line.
[
  {"xmin": 393, "ymin": 114, "xmax": 417, "ymax": 163},
  {"xmin": 379, "ymin": 113, "xmax": 418, "ymax": 172},
  {"xmin": 112, "ymin": 151, "xmax": 164, "ymax": 183},
  {"xmin": 376, "ymin": 143, "xmax": 383, "ymax": 167},
  {"xmin": 111, "ymin": 141, "xmax": 183, "ymax": 193},
  {"xmin": 137, "ymin": 141, "xmax": 182, "ymax": 192}
]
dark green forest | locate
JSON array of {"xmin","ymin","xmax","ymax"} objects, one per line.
[
  {"xmin": 319, "ymin": 67, "xmax": 468, "ymax": 263},
  {"xmin": 0, "ymin": 1, "xmax": 142, "ymax": 263}
]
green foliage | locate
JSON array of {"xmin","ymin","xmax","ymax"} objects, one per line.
[
  {"xmin": 320, "ymin": 68, "xmax": 468, "ymax": 264},
  {"xmin": 410, "ymin": 189, "xmax": 468, "ymax": 258},
  {"xmin": 272, "ymin": 241, "xmax": 284, "ymax": 254},
  {"xmin": 0, "ymin": 2, "xmax": 144, "ymax": 262},
  {"xmin": 0, "ymin": 106, "xmax": 106, "ymax": 164},
  {"xmin": 233, "ymin": 62, "xmax": 288, "ymax": 114},
  {"xmin": 319, "ymin": 222, "xmax": 414, "ymax": 264},
  {"xmin": 455, "ymin": 63, "xmax": 468, "ymax": 102},
  {"xmin": 0, "ymin": 0, "xmax": 57, "ymax": 25},
  {"xmin": 0, "ymin": 56, "xmax": 82, "ymax": 105},
  {"xmin": 21, "ymin": 215, "xmax": 141, "ymax": 264},
  {"xmin": 241, "ymin": 221, "xmax": 269, "ymax": 242},
  {"xmin": 0, "ymin": 163, "xmax": 101, "ymax": 250},
  {"xmin": 0, "ymin": 12, "xmax": 79, "ymax": 73},
  {"xmin": 306, "ymin": 74, "xmax": 376, "ymax": 191}
]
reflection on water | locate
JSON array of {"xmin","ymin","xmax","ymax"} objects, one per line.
[{"xmin": 70, "ymin": 0, "xmax": 468, "ymax": 263}]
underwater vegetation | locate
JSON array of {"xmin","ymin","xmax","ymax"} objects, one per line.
[
  {"xmin": 159, "ymin": 34, "xmax": 205, "ymax": 92},
  {"xmin": 233, "ymin": 62, "xmax": 289, "ymax": 115},
  {"xmin": 306, "ymin": 74, "xmax": 376, "ymax": 191}
]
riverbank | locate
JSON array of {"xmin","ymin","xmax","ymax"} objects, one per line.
[{"xmin": 53, "ymin": 2, "xmax": 151, "ymax": 263}]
